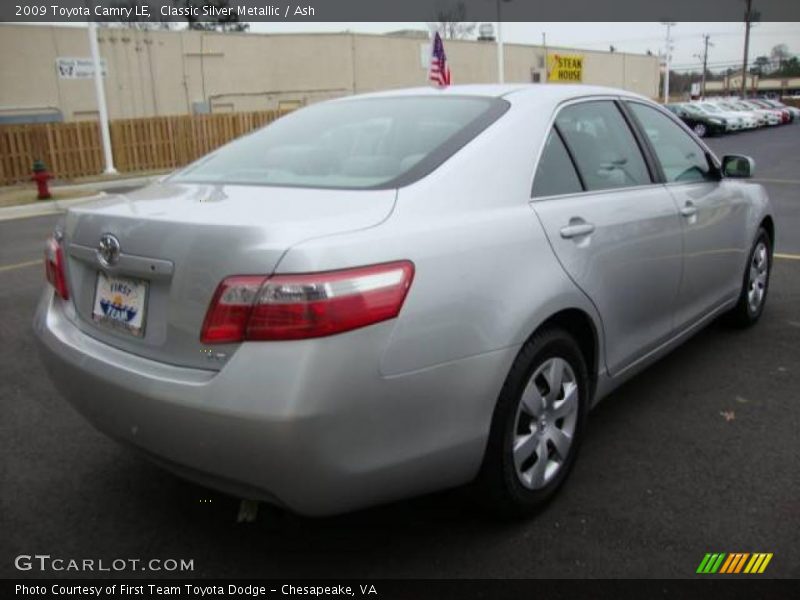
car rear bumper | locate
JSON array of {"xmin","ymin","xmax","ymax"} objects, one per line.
[{"xmin": 33, "ymin": 289, "xmax": 514, "ymax": 515}]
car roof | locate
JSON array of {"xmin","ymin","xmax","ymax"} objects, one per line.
[{"xmin": 337, "ymin": 84, "xmax": 650, "ymax": 104}]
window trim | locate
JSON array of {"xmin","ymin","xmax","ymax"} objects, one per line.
[
  {"xmin": 530, "ymin": 125, "xmax": 586, "ymax": 198},
  {"xmin": 531, "ymin": 96, "xmax": 658, "ymax": 199},
  {"xmin": 553, "ymin": 123, "xmax": 587, "ymax": 192},
  {"xmin": 615, "ymin": 100, "xmax": 665, "ymax": 184}
]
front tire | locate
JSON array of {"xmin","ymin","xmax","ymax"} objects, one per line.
[
  {"xmin": 476, "ymin": 327, "xmax": 589, "ymax": 517},
  {"xmin": 725, "ymin": 227, "xmax": 771, "ymax": 328},
  {"xmin": 693, "ymin": 123, "xmax": 708, "ymax": 137}
]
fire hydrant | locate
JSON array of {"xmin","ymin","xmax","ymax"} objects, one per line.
[{"xmin": 31, "ymin": 159, "xmax": 53, "ymax": 200}]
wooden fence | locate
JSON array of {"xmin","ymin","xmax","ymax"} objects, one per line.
[{"xmin": 0, "ymin": 110, "xmax": 290, "ymax": 186}]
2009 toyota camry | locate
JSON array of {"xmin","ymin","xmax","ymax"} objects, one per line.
[{"xmin": 34, "ymin": 85, "xmax": 774, "ymax": 516}]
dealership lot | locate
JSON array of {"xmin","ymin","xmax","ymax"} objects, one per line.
[{"xmin": 1, "ymin": 124, "xmax": 798, "ymax": 579}]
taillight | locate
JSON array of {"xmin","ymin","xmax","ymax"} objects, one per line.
[
  {"xmin": 44, "ymin": 235, "xmax": 69, "ymax": 300},
  {"xmin": 200, "ymin": 261, "xmax": 414, "ymax": 343}
]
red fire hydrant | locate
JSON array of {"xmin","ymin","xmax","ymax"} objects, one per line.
[{"xmin": 31, "ymin": 159, "xmax": 53, "ymax": 200}]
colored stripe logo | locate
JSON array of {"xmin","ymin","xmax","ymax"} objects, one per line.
[{"xmin": 697, "ymin": 553, "xmax": 773, "ymax": 574}]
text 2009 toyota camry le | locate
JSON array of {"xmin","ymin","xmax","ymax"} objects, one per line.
[{"xmin": 34, "ymin": 85, "xmax": 774, "ymax": 516}]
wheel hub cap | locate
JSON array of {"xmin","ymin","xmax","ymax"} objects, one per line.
[
  {"xmin": 747, "ymin": 241, "xmax": 769, "ymax": 313},
  {"xmin": 512, "ymin": 357, "xmax": 579, "ymax": 490}
]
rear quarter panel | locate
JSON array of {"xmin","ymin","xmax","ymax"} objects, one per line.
[{"xmin": 275, "ymin": 98, "xmax": 604, "ymax": 380}]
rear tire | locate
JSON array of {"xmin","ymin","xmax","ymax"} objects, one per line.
[
  {"xmin": 725, "ymin": 227, "xmax": 771, "ymax": 328},
  {"xmin": 476, "ymin": 327, "xmax": 589, "ymax": 517}
]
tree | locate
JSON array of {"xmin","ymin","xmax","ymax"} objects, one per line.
[
  {"xmin": 431, "ymin": 1, "xmax": 476, "ymax": 39},
  {"xmin": 774, "ymin": 56, "xmax": 800, "ymax": 78},
  {"xmin": 175, "ymin": 1, "xmax": 249, "ymax": 32},
  {"xmin": 751, "ymin": 55, "xmax": 771, "ymax": 75}
]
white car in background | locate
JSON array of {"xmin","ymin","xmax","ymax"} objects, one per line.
[
  {"xmin": 712, "ymin": 99, "xmax": 769, "ymax": 127},
  {"xmin": 701, "ymin": 101, "xmax": 759, "ymax": 129},
  {"xmin": 709, "ymin": 98, "xmax": 762, "ymax": 129},
  {"xmin": 734, "ymin": 100, "xmax": 781, "ymax": 126},
  {"xmin": 690, "ymin": 102, "xmax": 744, "ymax": 131}
]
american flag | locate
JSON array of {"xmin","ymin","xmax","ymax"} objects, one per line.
[{"xmin": 429, "ymin": 32, "xmax": 451, "ymax": 88}]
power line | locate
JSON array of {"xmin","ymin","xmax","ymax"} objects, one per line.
[
  {"xmin": 670, "ymin": 55, "xmax": 799, "ymax": 70},
  {"xmin": 560, "ymin": 27, "xmax": 798, "ymax": 49}
]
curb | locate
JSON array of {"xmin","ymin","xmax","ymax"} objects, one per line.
[
  {"xmin": 0, "ymin": 173, "xmax": 162, "ymax": 222},
  {"xmin": 54, "ymin": 174, "xmax": 164, "ymax": 192},
  {"xmin": 0, "ymin": 192, "xmax": 107, "ymax": 222}
]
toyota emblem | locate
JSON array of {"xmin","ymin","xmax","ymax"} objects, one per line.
[{"xmin": 97, "ymin": 233, "xmax": 121, "ymax": 267}]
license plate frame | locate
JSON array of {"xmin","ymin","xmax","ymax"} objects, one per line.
[{"xmin": 91, "ymin": 271, "xmax": 149, "ymax": 338}]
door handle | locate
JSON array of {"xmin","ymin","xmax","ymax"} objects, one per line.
[
  {"xmin": 560, "ymin": 222, "xmax": 595, "ymax": 239},
  {"xmin": 680, "ymin": 202, "xmax": 698, "ymax": 217}
]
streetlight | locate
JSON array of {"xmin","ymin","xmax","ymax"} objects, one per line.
[
  {"xmin": 88, "ymin": 21, "xmax": 116, "ymax": 174},
  {"xmin": 496, "ymin": 0, "xmax": 512, "ymax": 84}
]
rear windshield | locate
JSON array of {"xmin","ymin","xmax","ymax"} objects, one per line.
[{"xmin": 172, "ymin": 96, "xmax": 508, "ymax": 190}]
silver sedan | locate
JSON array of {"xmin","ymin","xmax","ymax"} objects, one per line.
[{"xmin": 34, "ymin": 85, "xmax": 774, "ymax": 516}]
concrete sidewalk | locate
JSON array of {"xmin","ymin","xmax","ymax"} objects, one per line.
[{"xmin": 0, "ymin": 174, "xmax": 160, "ymax": 221}]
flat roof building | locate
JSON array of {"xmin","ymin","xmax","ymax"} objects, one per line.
[{"xmin": 0, "ymin": 24, "xmax": 661, "ymax": 124}]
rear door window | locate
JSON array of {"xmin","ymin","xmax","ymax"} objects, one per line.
[
  {"xmin": 555, "ymin": 101, "xmax": 651, "ymax": 191},
  {"xmin": 532, "ymin": 129, "xmax": 584, "ymax": 198}
]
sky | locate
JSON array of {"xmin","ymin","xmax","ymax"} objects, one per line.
[{"xmin": 246, "ymin": 22, "xmax": 800, "ymax": 73}]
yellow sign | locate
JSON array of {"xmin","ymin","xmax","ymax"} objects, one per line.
[{"xmin": 548, "ymin": 54, "xmax": 584, "ymax": 82}]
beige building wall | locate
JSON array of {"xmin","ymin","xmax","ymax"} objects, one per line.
[{"xmin": 0, "ymin": 24, "xmax": 660, "ymax": 123}]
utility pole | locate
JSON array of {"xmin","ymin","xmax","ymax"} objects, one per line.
[
  {"xmin": 741, "ymin": 0, "xmax": 753, "ymax": 98},
  {"xmin": 88, "ymin": 21, "xmax": 116, "ymax": 174},
  {"xmin": 700, "ymin": 34, "xmax": 713, "ymax": 99},
  {"xmin": 662, "ymin": 22, "xmax": 676, "ymax": 104}
]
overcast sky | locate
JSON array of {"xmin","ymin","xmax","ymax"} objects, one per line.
[{"xmin": 247, "ymin": 22, "xmax": 800, "ymax": 72}]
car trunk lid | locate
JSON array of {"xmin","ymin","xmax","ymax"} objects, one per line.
[{"xmin": 61, "ymin": 182, "xmax": 395, "ymax": 370}]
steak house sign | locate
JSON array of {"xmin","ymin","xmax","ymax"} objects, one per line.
[{"xmin": 548, "ymin": 54, "xmax": 584, "ymax": 82}]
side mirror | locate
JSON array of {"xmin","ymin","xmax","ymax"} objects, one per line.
[{"xmin": 721, "ymin": 155, "xmax": 755, "ymax": 178}]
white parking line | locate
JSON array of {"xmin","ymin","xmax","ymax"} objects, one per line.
[{"xmin": 775, "ymin": 253, "xmax": 800, "ymax": 261}]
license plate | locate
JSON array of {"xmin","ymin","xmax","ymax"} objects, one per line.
[{"xmin": 92, "ymin": 272, "xmax": 149, "ymax": 337}]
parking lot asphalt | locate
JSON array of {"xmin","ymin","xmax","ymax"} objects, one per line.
[
  {"xmin": 1, "ymin": 124, "xmax": 798, "ymax": 580},
  {"xmin": 705, "ymin": 124, "xmax": 800, "ymax": 254}
]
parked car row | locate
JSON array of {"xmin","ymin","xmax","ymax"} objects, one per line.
[{"xmin": 665, "ymin": 97, "xmax": 799, "ymax": 137}]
